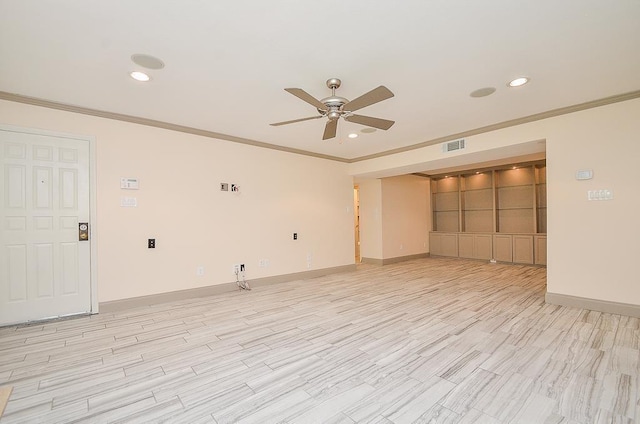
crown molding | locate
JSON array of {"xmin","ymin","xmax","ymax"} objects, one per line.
[
  {"xmin": 0, "ymin": 91, "xmax": 350, "ymax": 163},
  {"xmin": 348, "ymin": 90, "xmax": 640, "ymax": 162},
  {"xmin": 2, "ymin": 89, "xmax": 639, "ymax": 164}
]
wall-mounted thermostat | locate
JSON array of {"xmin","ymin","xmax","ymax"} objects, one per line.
[
  {"xmin": 121, "ymin": 178, "xmax": 140, "ymax": 189},
  {"xmin": 575, "ymin": 170, "xmax": 593, "ymax": 180}
]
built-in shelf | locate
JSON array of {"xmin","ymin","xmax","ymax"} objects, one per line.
[
  {"xmin": 430, "ymin": 161, "xmax": 546, "ymax": 265},
  {"xmin": 432, "ymin": 177, "xmax": 460, "ymax": 232}
]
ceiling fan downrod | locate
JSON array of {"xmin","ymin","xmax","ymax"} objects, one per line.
[{"xmin": 320, "ymin": 78, "xmax": 349, "ymax": 120}]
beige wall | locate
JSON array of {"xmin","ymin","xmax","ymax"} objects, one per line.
[
  {"xmin": 0, "ymin": 100, "xmax": 355, "ymax": 302},
  {"xmin": 358, "ymin": 175, "xmax": 431, "ymax": 261},
  {"xmin": 544, "ymin": 101, "xmax": 639, "ymax": 305},
  {"xmin": 358, "ymin": 179, "xmax": 383, "ymax": 259},
  {"xmin": 381, "ymin": 175, "xmax": 430, "ymax": 259},
  {"xmin": 350, "ymin": 98, "xmax": 640, "ymax": 307}
]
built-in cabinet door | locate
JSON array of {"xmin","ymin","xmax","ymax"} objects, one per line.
[
  {"xmin": 429, "ymin": 232, "xmax": 458, "ymax": 257},
  {"xmin": 474, "ymin": 234, "xmax": 493, "ymax": 260},
  {"xmin": 457, "ymin": 233, "xmax": 492, "ymax": 260},
  {"xmin": 440, "ymin": 233, "xmax": 458, "ymax": 257},
  {"xmin": 513, "ymin": 235, "xmax": 534, "ymax": 264},
  {"xmin": 429, "ymin": 232, "xmax": 442, "ymax": 256},
  {"xmin": 535, "ymin": 235, "xmax": 547, "ymax": 265},
  {"xmin": 458, "ymin": 234, "xmax": 474, "ymax": 258},
  {"xmin": 493, "ymin": 235, "xmax": 512, "ymax": 262}
]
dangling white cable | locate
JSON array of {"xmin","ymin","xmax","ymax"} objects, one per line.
[
  {"xmin": 240, "ymin": 269, "xmax": 251, "ymax": 290},
  {"xmin": 235, "ymin": 268, "xmax": 251, "ymax": 290}
]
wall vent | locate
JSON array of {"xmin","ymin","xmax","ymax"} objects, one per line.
[{"xmin": 442, "ymin": 138, "xmax": 466, "ymax": 153}]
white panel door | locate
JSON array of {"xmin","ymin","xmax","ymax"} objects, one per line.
[{"xmin": 1, "ymin": 129, "xmax": 91, "ymax": 325}]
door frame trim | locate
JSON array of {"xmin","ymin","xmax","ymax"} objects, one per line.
[{"xmin": 0, "ymin": 124, "xmax": 98, "ymax": 314}]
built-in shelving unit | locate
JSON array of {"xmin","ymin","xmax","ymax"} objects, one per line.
[
  {"xmin": 496, "ymin": 167, "xmax": 535, "ymax": 233},
  {"xmin": 461, "ymin": 172, "xmax": 494, "ymax": 233},
  {"xmin": 432, "ymin": 176, "xmax": 459, "ymax": 232},
  {"xmin": 430, "ymin": 161, "xmax": 546, "ymax": 265},
  {"xmin": 536, "ymin": 165, "xmax": 547, "ymax": 234}
]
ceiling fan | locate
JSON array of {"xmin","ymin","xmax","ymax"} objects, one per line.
[{"xmin": 270, "ymin": 78, "xmax": 395, "ymax": 140}]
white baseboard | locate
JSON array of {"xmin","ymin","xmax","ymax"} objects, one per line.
[
  {"xmin": 361, "ymin": 253, "xmax": 429, "ymax": 266},
  {"xmin": 99, "ymin": 264, "xmax": 356, "ymax": 313},
  {"xmin": 546, "ymin": 292, "xmax": 640, "ymax": 318}
]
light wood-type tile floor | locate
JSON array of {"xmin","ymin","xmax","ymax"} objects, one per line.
[{"xmin": 0, "ymin": 257, "xmax": 638, "ymax": 423}]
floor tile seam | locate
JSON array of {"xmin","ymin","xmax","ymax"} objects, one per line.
[
  {"xmin": 376, "ymin": 380, "xmax": 454, "ymax": 421},
  {"xmin": 37, "ymin": 367, "xmax": 128, "ymax": 394},
  {"xmin": 131, "ymin": 343, "xmax": 216, "ymax": 364},
  {"xmin": 0, "ymin": 398, "xmax": 53, "ymax": 421},
  {"xmin": 6, "ymin": 358, "xmax": 111, "ymax": 388}
]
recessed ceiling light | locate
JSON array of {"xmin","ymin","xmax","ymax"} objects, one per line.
[
  {"xmin": 508, "ymin": 77, "xmax": 529, "ymax": 87},
  {"xmin": 131, "ymin": 54, "xmax": 165, "ymax": 70},
  {"xmin": 348, "ymin": 133, "xmax": 358, "ymax": 139},
  {"xmin": 470, "ymin": 87, "xmax": 496, "ymax": 98},
  {"xmin": 361, "ymin": 128, "xmax": 377, "ymax": 134},
  {"xmin": 130, "ymin": 71, "xmax": 150, "ymax": 82}
]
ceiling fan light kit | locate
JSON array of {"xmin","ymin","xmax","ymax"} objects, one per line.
[{"xmin": 271, "ymin": 78, "xmax": 395, "ymax": 140}]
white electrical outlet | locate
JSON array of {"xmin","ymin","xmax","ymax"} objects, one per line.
[
  {"xmin": 196, "ymin": 266, "xmax": 204, "ymax": 276},
  {"xmin": 233, "ymin": 264, "xmax": 240, "ymax": 274}
]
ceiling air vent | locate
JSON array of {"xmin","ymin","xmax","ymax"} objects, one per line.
[{"xmin": 442, "ymin": 138, "xmax": 466, "ymax": 153}]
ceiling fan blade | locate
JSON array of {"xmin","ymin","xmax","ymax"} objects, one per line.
[
  {"xmin": 270, "ymin": 115, "xmax": 323, "ymax": 126},
  {"xmin": 323, "ymin": 119, "xmax": 338, "ymax": 140},
  {"xmin": 343, "ymin": 86, "xmax": 394, "ymax": 112},
  {"xmin": 284, "ymin": 88, "xmax": 326, "ymax": 110},
  {"xmin": 345, "ymin": 114, "xmax": 395, "ymax": 130}
]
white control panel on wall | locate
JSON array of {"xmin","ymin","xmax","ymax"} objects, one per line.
[
  {"xmin": 587, "ymin": 189, "xmax": 613, "ymax": 201},
  {"xmin": 121, "ymin": 178, "xmax": 140, "ymax": 189}
]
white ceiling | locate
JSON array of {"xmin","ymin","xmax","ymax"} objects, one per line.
[{"xmin": 1, "ymin": 1, "xmax": 639, "ymax": 161}]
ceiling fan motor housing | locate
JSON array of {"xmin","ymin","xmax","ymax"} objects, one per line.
[{"xmin": 321, "ymin": 95, "xmax": 349, "ymax": 118}]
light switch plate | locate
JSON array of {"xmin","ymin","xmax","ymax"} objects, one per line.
[{"xmin": 121, "ymin": 177, "xmax": 139, "ymax": 189}]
